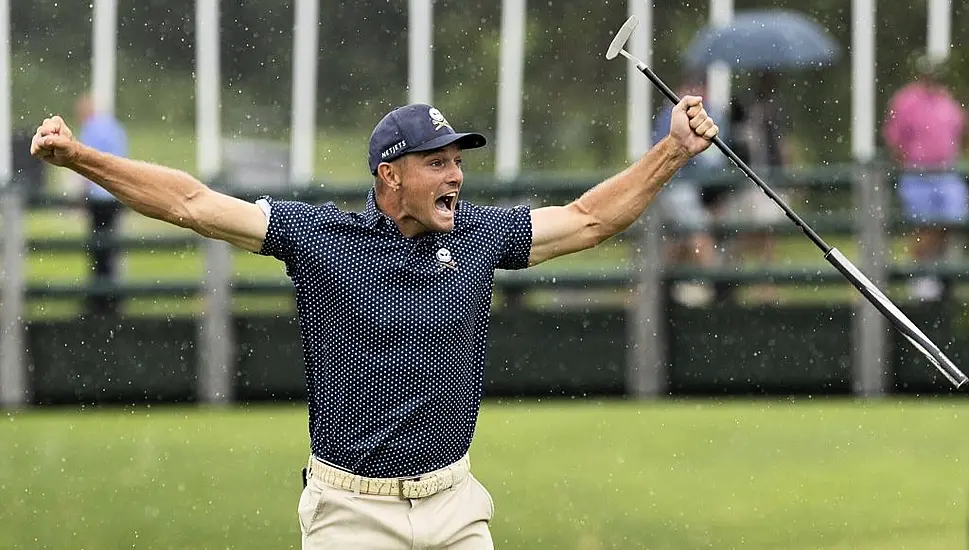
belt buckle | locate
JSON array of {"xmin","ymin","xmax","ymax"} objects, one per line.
[
  {"xmin": 400, "ymin": 472, "xmax": 441, "ymax": 498},
  {"xmin": 398, "ymin": 476, "xmax": 419, "ymax": 498}
]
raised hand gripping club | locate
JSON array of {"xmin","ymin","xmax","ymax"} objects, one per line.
[{"xmin": 606, "ymin": 15, "xmax": 967, "ymax": 389}]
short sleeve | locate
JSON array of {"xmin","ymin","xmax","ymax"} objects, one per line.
[
  {"xmin": 494, "ymin": 204, "xmax": 533, "ymax": 270},
  {"xmin": 256, "ymin": 196, "xmax": 328, "ymax": 262}
]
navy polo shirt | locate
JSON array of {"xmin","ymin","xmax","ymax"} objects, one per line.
[{"xmin": 257, "ymin": 189, "xmax": 532, "ymax": 477}]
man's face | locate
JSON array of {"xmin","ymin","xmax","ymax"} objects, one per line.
[{"xmin": 395, "ymin": 143, "xmax": 463, "ymax": 234}]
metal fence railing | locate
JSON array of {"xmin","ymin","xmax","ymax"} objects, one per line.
[{"xmin": 3, "ymin": 162, "xmax": 968, "ymax": 406}]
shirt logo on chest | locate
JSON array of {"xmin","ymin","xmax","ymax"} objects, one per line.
[{"xmin": 435, "ymin": 247, "xmax": 457, "ymax": 271}]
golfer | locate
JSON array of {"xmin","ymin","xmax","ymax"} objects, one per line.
[{"xmin": 30, "ymin": 97, "xmax": 717, "ymax": 549}]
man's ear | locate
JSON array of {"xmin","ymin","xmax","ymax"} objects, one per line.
[{"xmin": 377, "ymin": 162, "xmax": 402, "ymax": 191}]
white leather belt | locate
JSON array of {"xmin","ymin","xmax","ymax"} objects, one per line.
[{"xmin": 307, "ymin": 454, "xmax": 470, "ymax": 499}]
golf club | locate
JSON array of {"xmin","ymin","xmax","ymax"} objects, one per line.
[{"xmin": 606, "ymin": 15, "xmax": 968, "ymax": 389}]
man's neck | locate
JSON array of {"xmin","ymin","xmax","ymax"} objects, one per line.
[{"xmin": 374, "ymin": 190, "xmax": 426, "ymax": 238}]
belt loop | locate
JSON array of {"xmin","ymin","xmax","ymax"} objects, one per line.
[{"xmin": 351, "ymin": 474, "xmax": 362, "ymax": 494}]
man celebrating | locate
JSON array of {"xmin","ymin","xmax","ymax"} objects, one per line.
[{"xmin": 31, "ymin": 97, "xmax": 717, "ymax": 549}]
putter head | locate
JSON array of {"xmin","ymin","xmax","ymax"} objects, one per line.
[{"xmin": 605, "ymin": 15, "xmax": 639, "ymax": 60}]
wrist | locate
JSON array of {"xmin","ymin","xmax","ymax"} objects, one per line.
[
  {"xmin": 65, "ymin": 141, "xmax": 89, "ymax": 170},
  {"xmin": 659, "ymin": 135, "xmax": 692, "ymax": 165}
]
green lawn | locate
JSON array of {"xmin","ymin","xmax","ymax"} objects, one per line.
[
  {"xmin": 1, "ymin": 399, "xmax": 967, "ymax": 549},
  {"xmin": 124, "ymin": 124, "xmax": 372, "ymax": 181}
]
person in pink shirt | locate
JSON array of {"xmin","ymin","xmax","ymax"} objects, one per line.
[{"xmin": 882, "ymin": 56, "xmax": 967, "ymax": 301}]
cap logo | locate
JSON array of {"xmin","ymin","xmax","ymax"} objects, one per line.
[
  {"xmin": 428, "ymin": 108, "xmax": 452, "ymax": 132},
  {"xmin": 382, "ymin": 139, "xmax": 407, "ymax": 159}
]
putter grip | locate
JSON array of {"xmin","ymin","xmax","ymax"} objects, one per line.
[{"xmin": 639, "ymin": 62, "xmax": 737, "ymax": 175}]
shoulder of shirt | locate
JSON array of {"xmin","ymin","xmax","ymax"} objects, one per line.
[{"xmin": 455, "ymin": 200, "xmax": 528, "ymax": 227}]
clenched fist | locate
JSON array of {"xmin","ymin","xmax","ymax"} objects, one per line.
[
  {"xmin": 30, "ymin": 116, "xmax": 80, "ymax": 167},
  {"xmin": 669, "ymin": 95, "xmax": 719, "ymax": 157}
]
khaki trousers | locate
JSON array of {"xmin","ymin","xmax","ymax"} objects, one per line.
[{"xmin": 298, "ymin": 455, "xmax": 495, "ymax": 549}]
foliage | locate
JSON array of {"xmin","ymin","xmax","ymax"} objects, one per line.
[{"xmin": 12, "ymin": 1, "xmax": 969, "ymax": 170}]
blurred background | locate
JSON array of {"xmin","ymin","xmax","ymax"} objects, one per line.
[{"xmin": 3, "ymin": 1, "xmax": 969, "ymax": 549}]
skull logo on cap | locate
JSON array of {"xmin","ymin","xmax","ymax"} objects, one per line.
[{"xmin": 428, "ymin": 108, "xmax": 452, "ymax": 131}]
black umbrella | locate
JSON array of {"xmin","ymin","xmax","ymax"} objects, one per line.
[{"xmin": 684, "ymin": 9, "xmax": 840, "ymax": 71}]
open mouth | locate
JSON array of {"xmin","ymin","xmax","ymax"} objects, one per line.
[{"xmin": 435, "ymin": 191, "xmax": 458, "ymax": 215}]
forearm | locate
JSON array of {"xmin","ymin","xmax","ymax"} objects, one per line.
[
  {"xmin": 573, "ymin": 136, "xmax": 690, "ymax": 240},
  {"xmin": 528, "ymin": 95, "xmax": 716, "ymax": 265},
  {"xmin": 68, "ymin": 144, "xmax": 208, "ymax": 229}
]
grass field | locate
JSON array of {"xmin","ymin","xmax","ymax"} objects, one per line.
[{"xmin": 2, "ymin": 399, "xmax": 968, "ymax": 549}]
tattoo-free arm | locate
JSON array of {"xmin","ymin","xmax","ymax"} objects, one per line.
[
  {"xmin": 528, "ymin": 136, "xmax": 689, "ymax": 266},
  {"xmin": 69, "ymin": 144, "xmax": 268, "ymax": 252},
  {"xmin": 527, "ymin": 95, "xmax": 718, "ymax": 266}
]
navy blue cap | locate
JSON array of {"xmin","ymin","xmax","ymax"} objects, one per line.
[{"xmin": 368, "ymin": 104, "xmax": 487, "ymax": 174}]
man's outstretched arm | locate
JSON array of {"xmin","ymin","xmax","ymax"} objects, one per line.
[
  {"xmin": 30, "ymin": 116, "xmax": 268, "ymax": 252},
  {"xmin": 527, "ymin": 95, "xmax": 718, "ymax": 266}
]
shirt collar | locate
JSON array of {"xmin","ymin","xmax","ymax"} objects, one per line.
[{"xmin": 362, "ymin": 188, "xmax": 394, "ymax": 231}]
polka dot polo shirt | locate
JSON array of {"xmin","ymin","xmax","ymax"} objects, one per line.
[{"xmin": 256, "ymin": 188, "xmax": 532, "ymax": 477}]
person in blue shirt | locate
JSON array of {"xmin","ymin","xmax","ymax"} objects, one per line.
[
  {"xmin": 30, "ymin": 98, "xmax": 718, "ymax": 549},
  {"xmin": 74, "ymin": 94, "xmax": 128, "ymax": 315}
]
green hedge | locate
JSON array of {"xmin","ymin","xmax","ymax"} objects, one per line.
[{"xmin": 22, "ymin": 305, "xmax": 968, "ymax": 404}]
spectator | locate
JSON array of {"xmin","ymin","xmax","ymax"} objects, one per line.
[
  {"xmin": 719, "ymin": 71, "xmax": 793, "ymax": 266},
  {"xmin": 75, "ymin": 94, "xmax": 128, "ymax": 315},
  {"xmin": 652, "ymin": 76, "xmax": 725, "ymax": 306},
  {"xmin": 882, "ymin": 55, "xmax": 966, "ymax": 302},
  {"xmin": 12, "ymin": 128, "xmax": 46, "ymax": 196}
]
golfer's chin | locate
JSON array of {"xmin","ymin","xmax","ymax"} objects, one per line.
[{"xmin": 425, "ymin": 209, "xmax": 455, "ymax": 233}]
